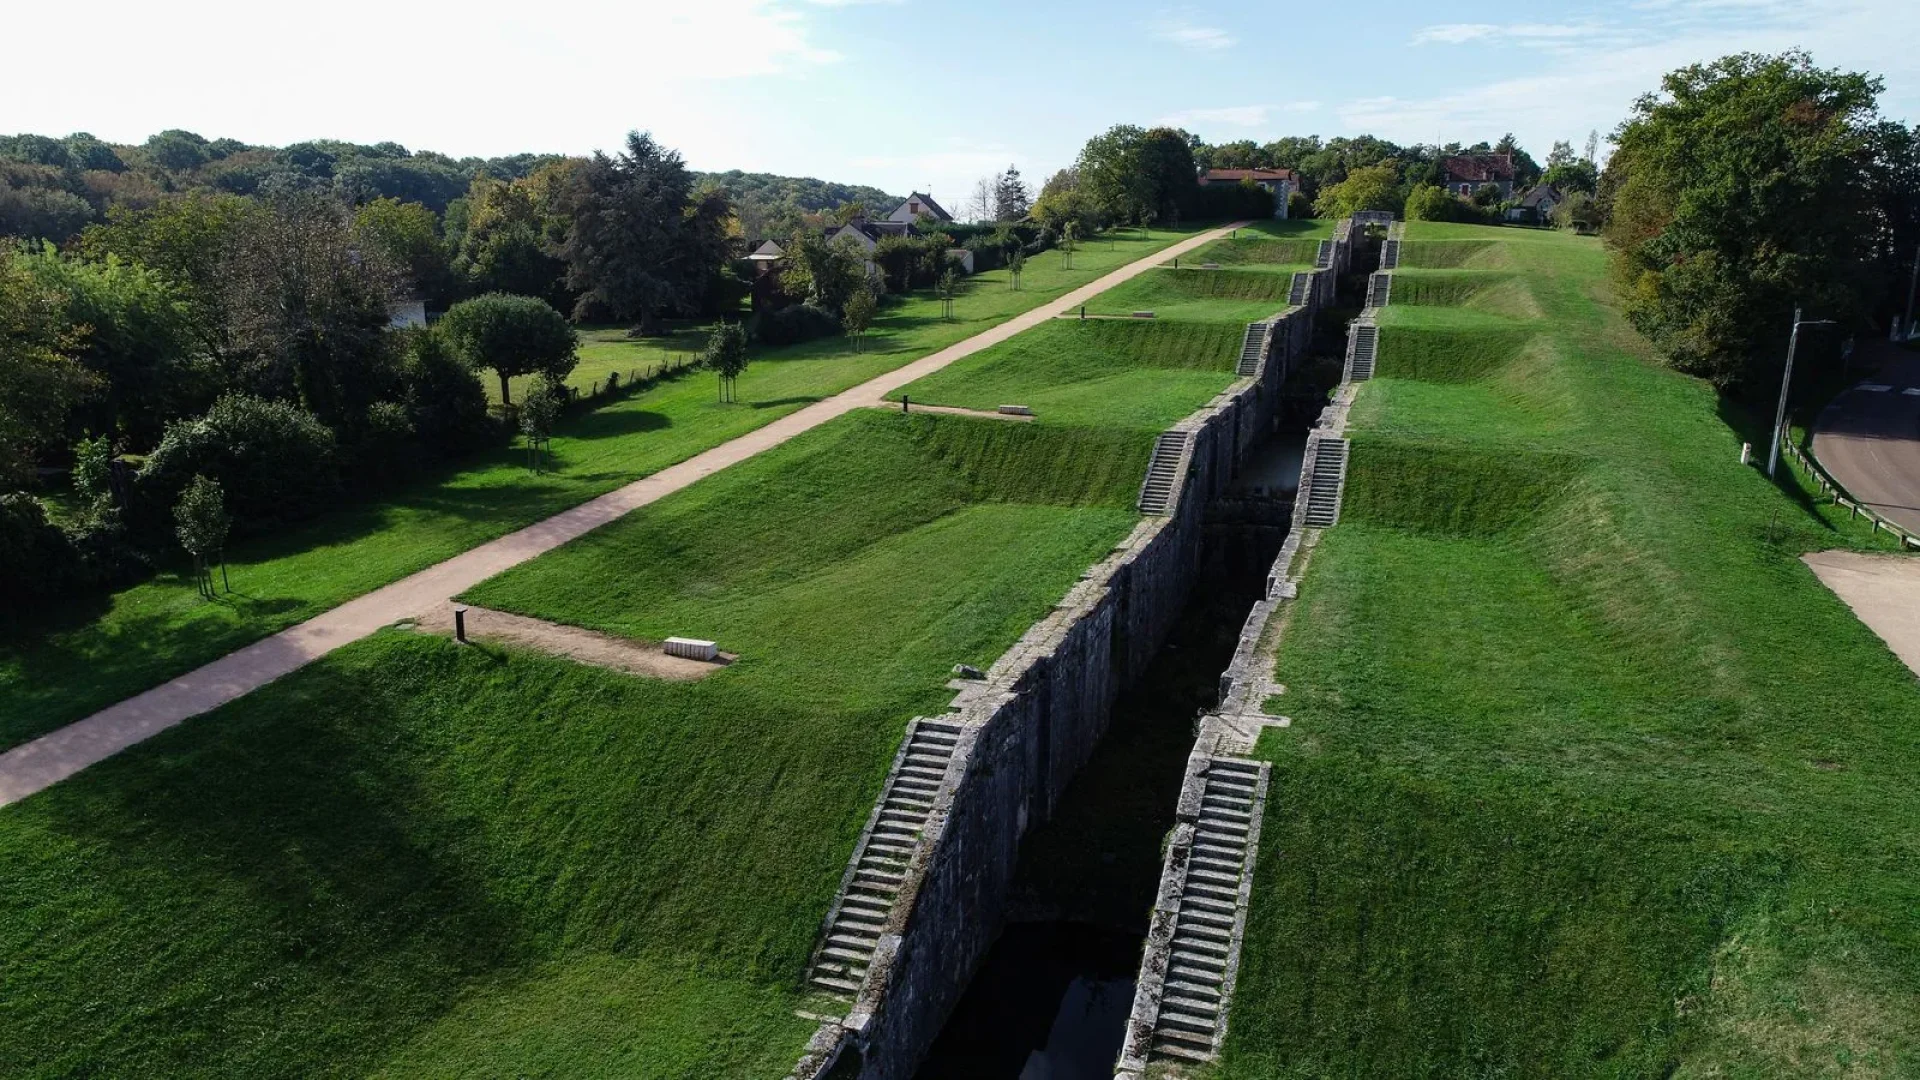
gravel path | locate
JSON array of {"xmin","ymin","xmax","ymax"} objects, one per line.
[{"xmin": 0, "ymin": 222, "xmax": 1243, "ymax": 808}]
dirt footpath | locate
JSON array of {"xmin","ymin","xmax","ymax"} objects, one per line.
[{"xmin": 409, "ymin": 605, "xmax": 730, "ymax": 680}]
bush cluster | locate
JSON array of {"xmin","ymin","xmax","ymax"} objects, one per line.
[{"xmin": 753, "ymin": 302, "xmax": 841, "ymax": 347}]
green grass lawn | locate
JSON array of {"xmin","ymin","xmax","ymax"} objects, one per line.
[
  {"xmin": 1089, "ymin": 266, "xmax": 1306, "ymax": 324},
  {"xmin": 0, "ymin": 217, "xmax": 1295, "ymax": 1078},
  {"xmin": 0, "ymin": 224, "xmax": 1206, "ymax": 752},
  {"xmin": 1221, "ymin": 223, "xmax": 1920, "ymax": 1077},
  {"xmin": 889, "ymin": 318, "xmax": 1243, "ymax": 430},
  {"xmin": 0, "ymin": 411, "xmax": 1149, "ymax": 1078}
]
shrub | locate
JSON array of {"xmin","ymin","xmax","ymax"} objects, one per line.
[
  {"xmin": 0, "ymin": 493, "xmax": 86, "ymax": 602},
  {"xmin": 137, "ymin": 394, "xmax": 339, "ymax": 538},
  {"xmin": 752, "ymin": 303, "xmax": 840, "ymax": 347},
  {"xmin": 1192, "ymin": 179, "xmax": 1276, "ymax": 221},
  {"xmin": 396, "ymin": 327, "xmax": 498, "ymax": 457},
  {"xmin": 1287, "ymin": 190, "xmax": 1313, "ymax": 219}
]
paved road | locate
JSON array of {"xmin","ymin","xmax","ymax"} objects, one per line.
[
  {"xmin": 1811, "ymin": 339, "xmax": 1920, "ymax": 536},
  {"xmin": 0, "ymin": 223, "xmax": 1246, "ymax": 808}
]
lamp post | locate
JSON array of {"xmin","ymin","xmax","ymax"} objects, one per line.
[{"xmin": 1767, "ymin": 306, "xmax": 1836, "ymax": 479}]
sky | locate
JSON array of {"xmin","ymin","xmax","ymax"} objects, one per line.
[{"xmin": 11, "ymin": 0, "xmax": 1920, "ymax": 213}]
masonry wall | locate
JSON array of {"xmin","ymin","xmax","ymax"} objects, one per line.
[{"xmin": 790, "ymin": 243, "xmax": 1343, "ymax": 1080}]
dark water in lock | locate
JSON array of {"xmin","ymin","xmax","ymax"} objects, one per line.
[{"xmin": 912, "ymin": 922, "xmax": 1141, "ymax": 1080}]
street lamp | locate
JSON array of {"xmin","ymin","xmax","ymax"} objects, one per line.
[{"xmin": 1767, "ymin": 306, "xmax": 1837, "ymax": 479}]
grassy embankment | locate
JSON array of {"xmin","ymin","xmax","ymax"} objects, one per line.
[
  {"xmin": 892, "ymin": 219, "xmax": 1331, "ymax": 428},
  {"xmin": 0, "ymin": 224, "xmax": 1205, "ymax": 751},
  {"xmin": 0, "ymin": 220, "xmax": 1301, "ymax": 1077},
  {"xmin": 1220, "ymin": 222, "xmax": 1920, "ymax": 1078}
]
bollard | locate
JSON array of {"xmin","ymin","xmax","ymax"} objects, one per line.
[
  {"xmin": 902, "ymin": 395, "xmax": 910, "ymax": 414},
  {"xmin": 454, "ymin": 605, "xmax": 469, "ymax": 644},
  {"xmin": 1080, "ymin": 305, "xmax": 1085, "ymax": 321}
]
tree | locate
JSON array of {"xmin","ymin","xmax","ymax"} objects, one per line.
[
  {"xmin": 1542, "ymin": 140, "xmax": 1599, "ymax": 195},
  {"xmin": 215, "ymin": 192, "xmax": 405, "ymax": 435},
  {"xmin": 1551, "ymin": 191, "xmax": 1602, "ymax": 232},
  {"xmin": 967, "ymin": 176, "xmax": 997, "ymax": 223},
  {"xmin": 439, "ymin": 292, "xmax": 578, "ymax": 405},
  {"xmin": 841, "ymin": 286, "xmax": 876, "ymax": 351},
  {"xmin": 353, "ymin": 197, "xmax": 455, "ymax": 309},
  {"xmin": 781, "ymin": 230, "xmax": 867, "ymax": 314},
  {"xmin": 1031, "ymin": 169, "xmax": 1103, "ymax": 237},
  {"xmin": 937, "ymin": 269, "xmax": 958, "ymax": 320},
  {"xmin": 558, "ymin": 131, "xmax": 730, "ymax": 334},
  {"xmin": 18, "ymin": 244, "xmax": 203, "ymax": 447},
  {"xmin": 1405, "ymin": 184, "xmax": 1464, "ymax": 222},
  {"xmin": 518, "ymin": 378, "xmax": 562, "ymax": 473},
  {"xmin": 1605, "ymin": 50, "xmax": 1884, "ymax": 390},
  {"xmin": 0, "ymin": 253, "xmax": 96, "ymax": 486},
  {"xmin": 1076, "ymin": 125, "xmax": 1198, "ymax": 224},
  {"xmin": 1314, "ymin": 164, "xmax": 1403, "ymax": 219},
  {"xmin": 81, "ymin": 194, "xmax": 258, "ymax": 363},
  {"xmin": 704, "ymin": 320, "xmax": 749, "ymax": 402},
  {"xmin": 994, "ymin": 165, "xmax": 1031, "ymax": 221},
  {"xmin": 1007, "ymin": 248, "xmax": 1026, "ymax": 290},
  {"xmin": 174, "ymin": 474, "xmax": 229, "ymax": 597}
]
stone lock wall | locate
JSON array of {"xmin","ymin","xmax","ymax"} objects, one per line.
[{"xmin": 789, "ymin": 229, "xmax": 1349, "ymax": 1080}]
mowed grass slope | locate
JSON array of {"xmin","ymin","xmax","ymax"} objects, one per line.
[
  {"xmin": 0, "ymin": 224, "xmax": 1205, "ymax": 752},
  {"xmin": 0, "ymin": 411, "xmax": 1149, "ymax": 1078},
  {"xmin": 891, "ymin": 219, "xmax": 1319, "ymax": 433},
  {"xmin": 1223, "ymin": 224, "xmax": 1920, "ymax": 1078}
]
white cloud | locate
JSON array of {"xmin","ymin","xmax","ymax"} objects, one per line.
[
  {"xmin": 1412, "ymin": 21, "xmax": 1625, "ymax": 50},
  {"xmin": 1152, "ymin": 17, "xmax": 1236, "ymax": 51}
]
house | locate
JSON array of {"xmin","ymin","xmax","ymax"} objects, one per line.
[
  {"xmin": 1197, "ymin": 168, "xmax": 1296, "ymax": 219},
  {"xmin": 1440, "ymin": 153, "xmax": 1516, "ymax": 199},
  {"xmin": 886, "ymin": 192, "xmax": 954, "ymax": 225},
  {"xmin": 1510, "ymin": 184, "xmax": 1563, "ymax": 223}
]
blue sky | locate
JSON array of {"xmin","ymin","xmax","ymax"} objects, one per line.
[{"xmin": 13, "ymin": 0, "xmax": 1919, "ymax": 215}]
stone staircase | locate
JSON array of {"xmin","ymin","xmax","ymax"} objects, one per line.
[
  {"xmin": 1236, "ymin": 322, "xmax": 1268, "ymax": 377},
  {"xmin": 1380, "ymin": 238, "xmax": 1400, "ymax": 270},
  {"xmin": 1147, "ymin": 757, "xmax": 1270, "ymax": 1066},
  {"xmin": 1138, "ymin": 430, "xmax": 1192, "ymax": 515},
  {"xmin": 1346, "ymin": 321, "xmax": 1378, "ymax": 381},
  {"xmin": 1313, "ymin": 239, "xmax": 1333, "ymax": 269},
  {"xmin": 1286, "ymin": 272, "xmax": 1311, "ymax": 306},
  {"xmin": 806, "ymin": 718, "xmax": 964, "ymax": 997},
  {"xmin": 1301, "ymin": 438, "xmax": 1350, "ymax": 528},
  {"xmin": 1367, "ymin": 272, "xmax": 1393, "ymax": 308}
]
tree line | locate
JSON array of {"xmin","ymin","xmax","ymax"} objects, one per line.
[{"xmin": 0, "ymin": 129, "xmax": 878, "ymax": 605}]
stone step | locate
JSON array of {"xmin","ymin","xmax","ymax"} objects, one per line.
[
  {"xmin": 1172, "ymin": 933, "xmax": 1232, "ymax": 959},
  {"xmin": 1177, "ymin": 920, "xmax": 1233, "ymax": 945},
  {"xmin": 1170, "ymin": 948, "xmax": 1228, "ymax": 972},
  {"xmin": 1154, "ymin": 1025, "xmax": 1215, "ymax": 1052},
  {"xmin": 1157, "ymin": 1009, "xmax": 1219, "ymax": 1036},
  {"xmin": 811, "ymin": 973, "xmax": 862, "ymax": 994},
  {"xmin": 1150, "ymin": 1037, "xmax": 1214, "ymax": 1063},
  {"xmin": 1183, "ymin": 894, "xmax": 1237, "ymax": 918},
  {"xmin": 821, "ymin": 945, "xmax": 873, "ymax": 964},
  {"xmin": 826, "ymin": 930, "xmax": 878, "ymax": 950},
  {"xmin": 1163, "ymin": 978, "xmax": 1223, "ymax": 1001},
  {"xmin": 1189, "ymin": 855, "xmax": 1243, "ymax": 877},
  {"xmin": 1163, "ymin": 993, "xmax": 1221, "ymax": 1017}
]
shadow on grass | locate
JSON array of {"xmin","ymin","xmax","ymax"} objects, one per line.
[{"xmin": 12, "ymin": 650, "xmax": 526, "ymax": 1075}]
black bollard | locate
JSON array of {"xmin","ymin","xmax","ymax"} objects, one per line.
[{"xmin": 454, "ymin": 605, "xmax": 469, "ymax": 644}]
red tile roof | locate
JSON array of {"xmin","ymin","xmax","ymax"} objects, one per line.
[
  {"xmin": 1440, "ymin": 154, "xmax": 1515, "ymax": 183},
  {"xmin": 1200, "ymin": 168, "xmax": 1296, "ymax": 184}
]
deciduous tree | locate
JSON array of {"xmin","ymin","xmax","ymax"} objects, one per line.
[
  {"xmin": 1605, "ymin": 50, "xmax": 1884, "ymax": 389},
  {"xmin": 439, "ymin": 292, "xmax": 578, "ymax": 405},
  {"xmin": 704, "ymin": 320, "xmax": 749, "ymax": 401}
]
